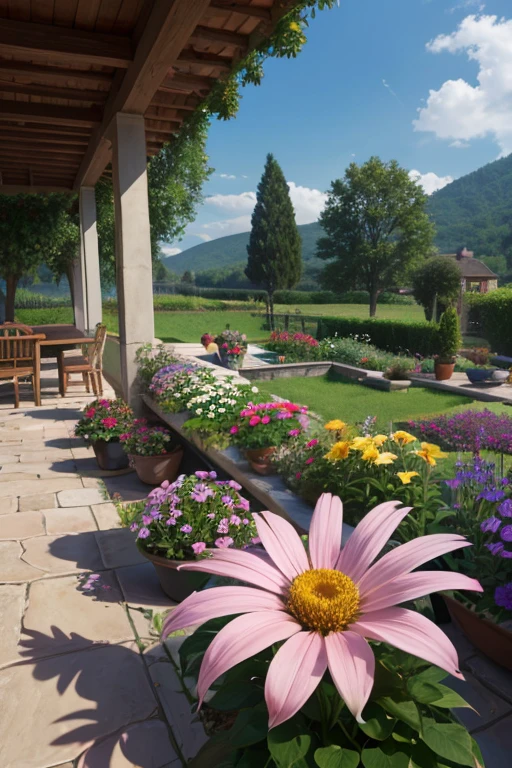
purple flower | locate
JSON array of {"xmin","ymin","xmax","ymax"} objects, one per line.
[
  {"xmin": 228, "ymin": 480, "xmax": 242, "ymax": 491},
  {"xmin": 242, "ymin": 518, "xmax": 250, "ymax": 525},
  {"xmin": 192, "ymin": 542, "xmax": 206, "ymax": 555},
  {"xmin": 166, "ymin": 518, "xmax": 176, "ymax": 526},
  {"xmin": 501, "ymin": 525, "xmax": 512, "ymax": 542},
  {"xmin": 217, "ymin": 519, "xmax": 229, "ymax": 534},
  {"xmin": 138, "ymin": 527, "xmax": 150, "ymax": 539},
  {"xmin": 129, "ymin": 522, "xmax": 139, "ymax": 532},
  {"xmin": 195, "ymin": 470, "xmax": 209, "ymax": 480},
  {"xmin": 207, "ymin": 512, "xmax": 216, "ymax": 519},
  {"xmin": 142, "ymin": 515, "xmax": 153, "ymax": 526},
  {"xmin": 180, "ymin": 524, "xmax": 192, "ymax": 534},
  {"xmin": 230, "ymin": 514, "xmax": 241, "ymax": 526},
  {"xmin": 215, "ymin": 536, "xmax": 234, "ymax": 548},
  {"xmin": 288, "ymin": 429, "xmax": 301, "ymax": 437},
  {"xmin": 237, "ymin": 497, "xmax": 250, "ymax": 512},
  {"xmin": 500, "ymin": 550, "xmax": 512, "ymax": 559},
  {"xmin": 221, "ymin": 495, "xmax": 234, "ymax": 507},
  {"xmin": 251, "ymin": 536, "xmax": 261, "ymax": 545},
  {"xmin": 498, "ymin": 499, "xmax": 512, "ymax": 518},
  {"xmin": 477, "ymin": 489, "xmax": 506, "ymax": 503},
  {"xmin": 495, "ymin": 583, "xmax": 512, "ymax": 610},
  {"xmin": 445, "ymin": 478, "xmax": 461, "ymax": 490},
  {"xmin": 481, "ymin": 516, "xmax": 502, "ymax": 533},
  {"xmin": 486, "ymin": 542, "xmax": 505, "ymax": 555}
]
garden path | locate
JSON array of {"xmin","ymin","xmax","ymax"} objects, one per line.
[{"xmin": 0, "ymin": 361, "xmax": 511, "ymax": 767}]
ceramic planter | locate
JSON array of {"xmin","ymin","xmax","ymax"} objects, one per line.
[
  {"xmin": 434, "ymin": 361, "xmax": 455, "ymax": 381},
  {"xmin": 444, "ymin": 595, "xmax": 512, "ymax": 671},
  {"xmin": 465, "ymin": 368, "xmax": 494, "ymax": 384},
  {"xmin": 138, "ymin": 547, "xmax": 209, "ymax": 601},
  {"xmin": 245, "ymin": 446, "xmax": 276, "ymax": 476},
  {"xmin": 91, "ymin": 439, "xmax": 129, "ymax": 471},
  {"xmin": 219, "ymin": 351, "xmax": 245, "ymax": 370},
  {"xmin": 129, "ymin": 446, "xmax": 183, "ymax": 486}
]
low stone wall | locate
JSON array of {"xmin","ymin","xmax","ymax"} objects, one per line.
[{"xmin": 241, "ymin": 360, "xmax": 373, "ymax": 381}]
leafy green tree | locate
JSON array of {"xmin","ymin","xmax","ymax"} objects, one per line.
[
  {"xmin": 245, "ymin": 153, "xmax": 302, "ymax": 328},
  {"xmin": 317, "ymin": 157, "xmax": 435, "ymax": 316},
  {"xmin": 0, "ymin": 194, "xmax": 76, "ymax": 320},
  {"xmin": 412, "ymin": 256, "xmax": 462, "ymax": 321},
  {"xmin": 181, "ymin": 270, "xmax": 195, "ymax": 285},
  {"xmin": 154, "ymin": 260, "xmax": 171, "ymax": 283}
]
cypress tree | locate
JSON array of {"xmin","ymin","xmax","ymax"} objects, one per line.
[{"xmin": 245, "ymin": 153, "xmax": 302, "ymax": 329}]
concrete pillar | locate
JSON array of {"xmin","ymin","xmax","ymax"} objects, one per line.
[
  {"xmin": 111, "ymin": 112, "xmax": 155, "ymax": 404},
  {"xmin": 72, "ymin": 255, "xmax": 87, "ymax": 334},
  {"xmin": 79, "ymin": 186, "xmax": 102, "ymax": 332}
]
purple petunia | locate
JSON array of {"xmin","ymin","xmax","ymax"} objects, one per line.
[
  {"xmin": 486, "ymin": 541, "xmax": 505, "ymax": 555},
  {"xmin": 499, "ymin": 499, "xmax": 512, "ymax": 518},
  {"xmin": 495, "ymin": 583, "xmax": 512, "ymax": 610},
  {"xmin": 215, "ymin": 536, "xmax": 234, "ymax": 548},
  {"xmin": 481, "ymin": 516, "xmax": 502, "ymax": 534},
  {"xmin": 192, "ymin": 542, "xmax": 206, "ymax": 555},
  {"xmin": 501, "ymin": 525, "xmax": 512, "ymax": 542},
  {"xmin": 180, "ymin": 524, "xmax": 193, "ymax": 534},
  {"xmin": 138, "ymin": 527, "xmax": 150, "ymax": 539}
]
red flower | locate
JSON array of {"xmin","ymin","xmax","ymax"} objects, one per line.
[
  {"xmin": 85, "ymin": 408, "xmax": 96, "ymax": 419},
  {"xmin": 101, "ymin": 417, "xmax": 118, "ymax": 428}
]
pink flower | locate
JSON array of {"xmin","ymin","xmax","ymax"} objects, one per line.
[
  {"xmin": 305, "ymin": 457, "xmax": 315, "ymax": 465},
  {"xmin": 192, "ymin": 542, "xmax": 206, "ymax": 555},
  {"xmin": 249, "ymin": 416, "xmax": 261, "ymax": 427},
  {"xmin": 288, "ymin": 429, "xmax": 301, "ymax": 437},
  {"xmin": 119, "ymin": 433, "xmax": 130, "ymax": 441},
  {"xmin": 230, "ymin": 425, "xmax": 239, "ymax": 434},
  {"xmin": 295, "ymin": 472, "xmax": 302, "ymax": 480},
  {"xmin": 306, "ymin": 439, "xmax": 318, "ymax": 448},
  {"xmin": 215, "ymin": 536, "xmax": 234, "ymax": 548},
  {"xmin": 85, "ymin": 408, "xmax": 96, "ymax": 419},
  {"xmin": 261, "ymin": 415, "xmax": 271, "ymax": 424},
  {"xmin": 163, "ymin": 494, "xmax": 481, "ymax": 729},
  {"xmin": 101, "ymin": 417, "xmax": 118, "ymax": 429}
]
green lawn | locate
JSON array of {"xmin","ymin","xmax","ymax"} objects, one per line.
[{"xmin": 273, "ymin": 303, "xmax": 425, "ymax": 320}]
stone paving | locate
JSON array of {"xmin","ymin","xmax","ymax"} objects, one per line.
[
  {"xmin": 0, "ymin": 362, "xmax": 204, "ymax": 768},
  {"xmin": 1, "ymin": 360, "xmax": 512, "ymax": 767}
]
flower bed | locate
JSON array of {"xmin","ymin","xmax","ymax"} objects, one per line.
[
  {"xmin": 265, "ymin": 330, "xmax": 320, "ymax": 362},
  {"xmin": 74, "ymin": 398, "xmax": 134, "ymax": 442},
  {"xmin": 409, "ymin": 408, "xmax": 512, "ymax": 455}
]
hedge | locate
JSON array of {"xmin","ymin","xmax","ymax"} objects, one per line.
[
  {"xmin": 316, "ymin": 316, "xmax": 440, "ymax": 356},
  {"xmin": 466, "ymin": 289, "xmax": 512, "ymax": 355},
  {"xmin": 154, "ymin": 285, "xmax": 416, "ymax": 305}
]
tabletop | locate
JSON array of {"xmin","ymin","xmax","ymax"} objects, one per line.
[{"xmin": 31, "ymin": 324, "xmax": 94, "ymax": 346}]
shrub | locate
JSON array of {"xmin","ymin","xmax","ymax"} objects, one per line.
[
  {"xmin": 272, "ymin": 289, "xmax": 416, "ymax": 305},
  {"xmin": 466, "ymin": 289, "xmax": 512, "ymax": 355},
  {"xmin": 265, "ymin": 331, "xmax": 320, "ymax": 361},
  {"xmin": 135, "ymin": 344, "xmax": 179, "ymax": 390},
  {"xmin": 317, "ymin": 316, "xmax": 439, "ymax": 356},
  {"xmin": 437, "ymin": 307, "xmax": 461, "ymax": 362},
  {"xmin": 412, "ymin": 257, "xmax": 462, "ymax": 320},
  {"xmin": 14, "ymin": 288, "xmax": 72, "ymax": 309}
]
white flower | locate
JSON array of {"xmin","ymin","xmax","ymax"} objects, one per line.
[
  {"xmin": 218, "ymin": 408, "xmax": 226, "ymax": 413},
  {"xmin": 251, "ymin": 386, "xmax": 259, "ymax": 393},
  {"xmin": 196, "ymin": 408, "xmax": 203, "ymax": 415},
  {"xmin": 207, "ymin": 412, "xmax": 215, "ymax": 419}
]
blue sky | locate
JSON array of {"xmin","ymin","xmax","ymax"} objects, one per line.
[{"xmin": 163, "ymin": 0, "xmax": 512, "ymax": 257}]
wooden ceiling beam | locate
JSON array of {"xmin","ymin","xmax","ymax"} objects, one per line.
[
  {"xmin": 0, "ymin": 185, "xmax": 73, "ymax": 194},
  {"xmin": 0, "ymin": 101, "xmax": 102, "ymax": 127},
  {"xmin": 189, "ymin": 25, "xmax": 248, "ymax": 50},
  {"xmin": 0, "ymin": 81, "xmax": 109, "ymax": 103},
  {"xmin": 0, "ymin": 122, "xmax": 91, "ymax": 136},
  {"xmin": 0, "ymin": 142, "xmax": 84, "ymax": 155},
  {"xmin": 0, "ymin": 129, "xmax": 89, "ymax": 145},
  {"xmin": 149, "ymin": 91, "xmax": 202, "ymax": 109},
  {"xmin": 0, "ymin": 61, "xmax": 114, "ymax": 85},
  {"xmin": 176, "ymin": 50, "xmax": 232, "ymax": 72},
  {"xmin": 0, "ymin": 18, "xmax": 133, "ymax": 68},
  {"xmin": 206, "ymin": 2, "xmax": 272, "ymax": 22},
  {"xmin": 160, "ymin": 72, "xmax": 216, "ymax": 93},
  {"xmin": 144, "ymin": 120, "xmax": 182, "ymax": 134},
  {"xmin": 0, "ymin": 156, "xmax": 79, "ymax": 167},
  {"xmin": 75, "ymin": 0, "xmax": 212, "ymax": 187}
]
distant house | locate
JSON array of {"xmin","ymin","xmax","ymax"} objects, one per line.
[{"xmin": 441, "ymin": 247, "xmax": 498, "ymax": 331}]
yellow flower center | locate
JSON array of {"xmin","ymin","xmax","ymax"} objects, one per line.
[{"xmin": 287, "ymin": 568, "xmax": 360, "ymax": 635}]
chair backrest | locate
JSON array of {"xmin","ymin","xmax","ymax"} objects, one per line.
[
  {"xmin": 89, "ymin": 323, "xmax": 107, "ymax": 369},
  {"xmin": 0, "ymin": 323, "xmax": 43, "ymax": 369}
]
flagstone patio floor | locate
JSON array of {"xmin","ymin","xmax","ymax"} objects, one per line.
[{"xmin": 1, "ymin": 361, "xmax": 512, "ymax": 767}]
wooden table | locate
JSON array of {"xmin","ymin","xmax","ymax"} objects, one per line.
[{"xmin": 31, "ymin": 324, "xmax": 95, "ymax": 396}]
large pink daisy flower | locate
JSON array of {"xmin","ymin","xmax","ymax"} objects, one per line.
[{"xmin": 163, "ymin": 494, "xmax": 481, "ymax": 728}]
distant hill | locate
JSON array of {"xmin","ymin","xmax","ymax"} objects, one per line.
[
  {"xmin": 163, "ymin": 221, "xmax": 324, "ymax": 275},
  {"xmin": 164, "ymin": 154, "xmax": 512, "ymax": 280}
]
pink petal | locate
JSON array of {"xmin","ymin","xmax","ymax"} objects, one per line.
[
  {"xmin": 265, "ymin": 631, "xmax": 327, "ymax": 729},
  {"xmin": 162, "ymin": 586, "xmax": 287, "ymax": 638},
  {"xmin": 358, "ymin": 534, "xmax": 470, "ymax": 598},
  {"xmin": 351, "ymin": 606, "xmax": 463, "ymax": 679},
  {"xmin": 325, "ymin": 631, "xmax": 375, "ymax": 722},
  {"xmin": 179, "ymin": 548, "xmax": 290, "ymax": 594},
  {"xmin": 337, "ymin": 501, "xmax": 411, "ymax": 583},
  {"xmin": 360, "ymin": 571, "xmax": 482, "ymax": 613},
  {"xmin": 309, "ymin": 494, "xmax": 343, "ymax": 569},
  {"xmin": 252, "ymin": 511, "xmax": 309, "ymax": 582},
  {"xmin": 197, "ymin": 611, "xmax": 301, "ymax": 705}
]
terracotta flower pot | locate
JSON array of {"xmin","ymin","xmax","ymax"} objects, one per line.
[
  {"xmin": 91, "ymin": 439, "xmax": 129, "ymax": 471},
  {"xmin": 444, "ymin": 595, "xmax": 512, "ymax": 670},
  {"xmin": 138, "ymin": 547, "xmax": 209, "ymax": 602},
  {"xmin": 434, "ymin": 361, "xmax": 455, "ymax": 381},
  {"xmin": 245, "ymin": 446, "xmax": 276, "ymax": 476},
  {"xmin": 129, "ymin": 446, "xmax": 183, "ymax": 486}
]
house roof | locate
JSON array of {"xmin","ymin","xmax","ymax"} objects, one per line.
[
  {"xmin": 442, "ymin": 254, "xmax": 498, "ymax": 280},
  {"xmin": 0, "ymin": 1, "xmax": 294, "ymax": 193}
]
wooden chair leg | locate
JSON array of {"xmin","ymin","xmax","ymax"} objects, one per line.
[
  {"xmin": 96, "ymin": 370, "xmax": 103, "ymax": 396},
  {"xmin": 90, "ymin": 372, "xmax": 98, "ymax": 396},
  {"xmin": 13, "ymin": 376, "xmax": 19, "ymax": 409},
  {"xmin": 62, "ymin": 372, "xmax": 69, "ymax": 396},
  {"xmin": 82, "ymin": 372, "xmax": 90, "ymax": 393}
]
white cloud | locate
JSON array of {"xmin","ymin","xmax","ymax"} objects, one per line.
[
  {"xmin": 219, "ymin": 173, "xmax": 236, "ymax": 179},
  {"xmin": 205, "ymin": 182, "xmax": 327, "ymax": 226},
  {"xmin": 206, "ymin": 191, "xmax": 256, "ymax": 213},
  {"xmin": 414, "ymin": 14, "xmax": 512, "ymax": 156},
  {"xmin": 448, "ymin": 1, "xmax": 485, "ymax": 14},
  {"xmin": 200, "ymin": 215, "xmax": 253, "ymax": 237},
  {"xmin": 409, "ymin": 169, "xmax": 454, "ymax": 194},
  {"xmin": 450, "ymin": 139, "xmax": 470, "ymax": 148},
  {"xmin": 193, "ymin": 233, "xmax": 213, "ymax": 242},
  {"xmin": 159, "ymin": 244, "xmax": 182, "ymax": 257}
]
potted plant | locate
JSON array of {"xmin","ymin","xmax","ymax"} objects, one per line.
[
  {"xmin": 434, "ymin": 307, "xmax": 461, "ymax": 381},
  {"xmin": 365, "ymin": 359, "xmax": 413, "ymax": 391},
  {"xmin": 130, "ymin": 472, "xmax": 258, "ymax": 601},
  {"xmin": 119, "ymin": 418, "xmax": 183, "ymax": 485},
  {"xmin": 74, "ymin": 398, "xmax": 133, "ymax": 470},
  {"xmin": 215, "ymin": 329, "xmax": 247, "ymax": 370},
  {"xmin": 231, "ymin": 401, "xmax": 308, "ymax": 475},
  {"xmin": 135, "ymin": 343, "xmax": 179, "ymax": 392}
]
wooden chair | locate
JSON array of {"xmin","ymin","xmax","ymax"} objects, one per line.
[
  {"xmin": 58, "ymin": 323, "xmax": 107, "ymax": 397},
  {"xmin": 0, "ymin": 323, "xmax": 46, "ymax": 408}
]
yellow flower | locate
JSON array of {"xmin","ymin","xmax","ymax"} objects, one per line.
[
  {"xmin": 373, "ymin": 434, "xmax": 389, "ymax": 447},
  {"xmin": 374, "ymin": 451, "xmax": 398, "ymax": 466},
  {"xmin": 414, "ymin": 442, "xmax": 448, "ymax": 467},
  {"xmin": 324, "ymin": 441, "xmax": 351, "ymax": 461},
  {"xmin": 289, "ymin": 21, "xmax": 301, "ymax": 32},
  {"xmin": 392, "ymin": 430, "xmax": 417, "ymax": 446},
  {"xmin": 361, "ymin": 445, "xmax": 380, "ymax": 463},
  {"xmin": 325, "ymin": 420, "xmax": 346, "ymax": 432},
  {"xmin": 351, "ymin": 436, "xmax": 374, "ymax": 451},
  {"xmin": 397, "ymin": 471, "xmax": 420, "ymax": 484}
]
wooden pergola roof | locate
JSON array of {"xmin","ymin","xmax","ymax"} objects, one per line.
[{"xmin": 0, "ymin": 0, "xmax": 291, "ymax": 194}]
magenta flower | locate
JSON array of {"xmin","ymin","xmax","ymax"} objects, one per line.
[
  {"xmin": 192, "ymin": 542, "xmax": 206, "ymax": 555},
  {"xmin": 230, "ymin": 425, "xmax": 239, "ymax": 434},
  {"xmin": 137, "ymin": 527, "xmax": 150, "ymax": 539},
  {"xmin": 180, "ymin": 524, "xmax": 193, "ymax": 534},
  {"xmin": 163, "ymin": 494, "xmax": 481, "ymax": 728},
  {"xmin": 215, "ymin": 536, "xmax": 234, "ymax": 548},
  {"xmin": 305, "ymin": 457, "xmax": 315, "ymax": 465},
  {"xmin": 306, "ymin": 439, "xmax": 318, "ymax": 448},
  {"xmin": 101, "ymin": 417, "xmax": 118, "ymax": 429},
  {"xmin": 288, "ymin": 429, "xmax": 301, "ymax": 437},
  {"xmin": 261, "ymin": 415, "xmax": 271, "ymax": 425},
  {"xmin": 249, "ymin": 416, "xmax": 261, "ymax": 427}
]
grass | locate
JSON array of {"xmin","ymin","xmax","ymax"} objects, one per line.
[{"xmin": 273, "ymin": 303, "xmax": 425, "ymax": 320}]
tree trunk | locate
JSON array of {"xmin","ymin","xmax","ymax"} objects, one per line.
[
  {"xmin": 369, "ymin": 288, "xmax": 379, "ymax": 318},
  {"xmin": 66, "ymin": 264, "xmax": 76, "ymax": 326},
  {"xmin": 268, "ymin": 290, "xmax": 275, "ymax": 331},
  {"xmin": 5, "ymin": 275, "xmax": 18, "ymax": 322}
]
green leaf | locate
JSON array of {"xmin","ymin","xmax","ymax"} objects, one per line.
[
  {"xmin": 471, "ymin": 736, "xmax": 485, "ymax": 768},
  {"xmin": 358, "ymin": 703, "xmax": 397, "ymax": 741},
  {"xmin": 188, "ymin": 733, "xmax": 239, "ymax": 768},
  {"xmin": 378, "ymin": 698, "xmax": 421, "ymax": 732},
  {"xmin": 428, "ymin": 684, "xmax": 473, "ymax": 710},
  {"xmin": 408, "ymin": 742, "xmax": 438, "ymax": 768},
  {"xmin": 314, "ymin": 745, "xmax": 360, "ymax": 767},
  {"xmin": 361, "ymin": 742, "xmax": 410, "ymax": 768},
  {"xmin": 229, "ymin": 707, "xmax": 268, "ymax": 749},
  {"xmin": 420, "ymin": 720, "xmax": 475, "ymax": 766},
  {"xmin": 268, "ymin": 720, "xmax": 313, "ymax": 768},
  {"xmin": 208, "ymin": 682, "xmax": 264, "ymax": 711},
  {"xmin": 414, "ymin": 667, "xmax": 448, "ymax": 685},
  {"xmin": 407, "ymin": 680, "xmax": 446, "ymax": 705}
]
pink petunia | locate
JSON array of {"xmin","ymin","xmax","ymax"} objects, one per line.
[
  {"xmin": 230, "ymin": 425, "xmax": 239, "ymax": 434},
  {"xmin": 249, "ymin": 416, "xmax": 261, "ymax": 427},
  {"xmin": 305, "ymin": 457, "xmax": 315, "ymax": 465},
  {"xmin": 162, "ymin": 493, "xmax": 481, "ymax": 729},
  {"xmin": 192, "ymin": 542, "xmax": 206, "ymax": 555},
  {"xmin": 261, "ymin": 415, "xmax": 271, "ymax": 424},
  {"xmin": 215, "ymin": 536, "xmax": 234, "ymax": 548}
]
